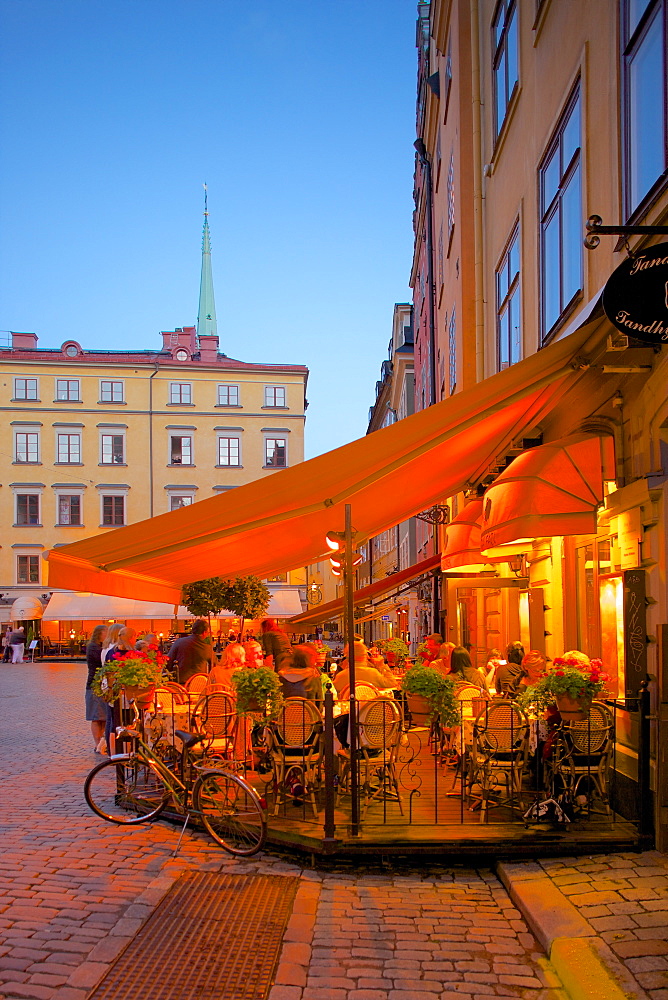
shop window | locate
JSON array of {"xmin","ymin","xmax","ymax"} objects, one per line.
[
  {"xmin": 57, "ymin": 433, "xmax": 81, "ymax": 464},
  {"xmin": 15, "ymin": 431, "xmax": 39, "ymax": 463},
  {"xmin": 17, "ymin": 554, "xmax": 39, "ymax": 584},
  {"xmin": 169, "ymin": 382, "xmax": 192, "ymax": 404},
  {"xmin": 170, "ymin": 436, "xmax": 192, "ymax": 465},
  {"xmin": 264, "ymin": 385, "xmax": 286, "ymax": 407},
  {"xmin": 265, "ymin": 437, "xmax": 287, "ymax": 468},
  {"xmin": 14, "ymin": 378, "xmax": 38, "ymax": 400},
  {"xmin": 265, "ymin": 573, "xmax": 288, "ymax": 583},
  {"xmin": 496, "ymin": 224, "xmax": 521, "ymax": 370},
  {"xmin": 622, "ymin": 0, "xmax": 667, "ymax": 215},
  {"xmin": 100, "ymin": 380, "xmax": 124, "ymax": 403},
  {"xmin": 540, "ymin": 85, "xmax": 582, "ymax": 340},
  {"xmin": 217, "ymin": 384, "xmax": 239, "ymax": 406},
  {"xmin": 102, "ymin": 495, "xmax": 125, "ymax": 526},
  {"xmin": 218, "ymin": 436, "xmax": 240, "ymax": 467},
  {"xmin": 57, "ymin": 495, "xmax": 82, "ymax": 525},
  {"xmin": 56, "ymin": 379, "xmax": 80, "ymax": 401},
  {"xmin": 16, "ymin": 494, "xmax": 40, "ymax": 525},
  {"xmin": 101, "ymin": 434, "xmax": 124, "ymax": 464},
  {"xmin": 492, "ymin": 0, "xmax": 518, "ymax": 138}
]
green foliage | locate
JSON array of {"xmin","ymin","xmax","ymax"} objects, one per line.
[
  {"xmin": 181, "ymin": 578, "xmax": 230, "ymax": 618},
  {"xmin": 231, "ymin": 666, "xmax": 284, "ymax": 720},
  {"xmin": 402, "ymin": 664, "xmax": 458, "ymax": 725},
  {"xmin": 517, "ymin": 659, "xmax": 607, "ymax": 713},
  {"xmin": 218, "ymin": 576, "xmax": 271, "ymax": 621},
  {"xmin": 376, "ymin": 638, "xmax": 410, "ymax": 664},
  {"xmin": 91, "ymin": 649, "xmax": 166, "ymax": 703}
]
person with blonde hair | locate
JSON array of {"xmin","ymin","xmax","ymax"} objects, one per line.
[
  {"xmin": 333, "ymin": 641, "xmax": 396, "ymax": 696},
  {"xmin": 431, "ymin": 641, "xmax": 456, "ymax": 678},
  {"xmin": 207, "ymin": 642, "xmax": 245, "ymax": 690},
  {"xmin": 242, "ymin": 639, "xmax": 263, "ymax": 668},
  {"xmin": 85, "ymin": 624, "xmax": 108, "ymax": 753}
]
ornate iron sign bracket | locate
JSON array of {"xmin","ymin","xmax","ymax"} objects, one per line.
[
  {"xmin": 584, "ymin": 214, "xmax": 668, "ymax": 250},
  {"xmin": 415, "ymin": 504, "xmax": 450, "ymax": 525}
]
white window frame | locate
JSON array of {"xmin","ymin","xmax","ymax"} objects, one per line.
[
  {"xmin": 14, "ymin": 377, "xmax": 39, "ymax": 400},
  {"xmin": 55, "ymin": 378, "xmax": 81, "ymax": 402},
  {"xmin": 264, "ymin": 385, "xmax": 286, "ymax": 407},
  {"xmin": 99, "ymin": 379, "xmax": 125, "ymax": 403},
  {"xmin": 56, "ymin": 432, "xmax": 81, "ymax": 464},
  {"xmin": 16, "ymin": 552, "xmax": 40, "ymax": 585},
  {"xmin": 217, "ymin": 384, "xmax": 240, "ymax": 406},
  {"xmin": 14, "ymin": 429, "xmax": 40, "ymax": 464},
  {"xmin": 217, "ymin": 435, "xmax": 241, "ymax": 467},
  {"xmin": 169, "ymin": 435, "xmax": 193, "ymax": 466},
  {"xmin": 169, "ymin": 382, "xmax": 192, "ymax": 405},
  {"xmin": 55, "ymin": 492, "xmax": 84, "ymax": 526},
  {"xmin": 264, "ymin": 436, "xmax": 288, "ymax": 468},
  {"xmin": 100, "ymin": 431, "xmax": 125, "ymax": 465}
]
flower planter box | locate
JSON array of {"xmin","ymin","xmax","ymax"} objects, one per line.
[
  {"xmin": 556, "ymin": 692, "xmax": 590, "ymax": 721},
  {"xmin": 407, "ymin": 693, "xmax": 433, "ymax": 726}
]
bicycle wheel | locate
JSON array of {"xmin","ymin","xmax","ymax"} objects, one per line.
[
  {"xmin": 194, "ymin": 770, "xmax": 266, "ymax": 856},
  {"xmin": 84, "ymin": 755, "xmax": 169, "ymax": 824}
]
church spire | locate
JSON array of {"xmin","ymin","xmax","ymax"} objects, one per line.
[{"xmin": 197, "ymin": 183, "xmax": 218, "ymax": 339}]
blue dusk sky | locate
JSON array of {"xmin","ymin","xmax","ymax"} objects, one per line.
[{"xmin": 0, "ymin": 1, "xmax": 417, "ymax": 459}]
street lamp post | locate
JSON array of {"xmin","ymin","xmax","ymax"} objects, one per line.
[{"xmin": 343, "ymin": 504, "xmax": 360, "ymax": 836}]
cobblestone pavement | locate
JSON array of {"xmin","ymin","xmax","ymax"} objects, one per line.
[
  {"xmin": 513, "ymin": 853, "xmax": 668, "ymax": 1000},
  {"xmin": 0, "ymin": 662, "xmax": 561, "ymax": 999}
]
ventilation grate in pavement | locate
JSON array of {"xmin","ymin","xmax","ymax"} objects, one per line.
[{"xmin": 88, "ymin": 871, "xmax": 299, "ymax": 1000}]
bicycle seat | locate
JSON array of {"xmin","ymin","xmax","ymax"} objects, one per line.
[{"xmin": 175, "ymin": 729, "xmax": 205, "ymax": 749}]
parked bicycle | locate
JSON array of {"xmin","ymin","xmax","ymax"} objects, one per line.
[{"xmin": 84, "ymin": 702, "xmax": 267, "ymax": 856}]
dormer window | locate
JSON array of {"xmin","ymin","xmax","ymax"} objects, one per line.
[{"xmin": 174, "ymin": 349, "xmax": 189, "ymax": 361}]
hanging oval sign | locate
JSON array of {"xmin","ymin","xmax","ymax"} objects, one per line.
[{"xmin": 602, "ymin": 242, "xmax": 668, "ymax": 345}]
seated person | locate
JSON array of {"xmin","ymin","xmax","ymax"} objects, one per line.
[
  {"xmin": 207, "ymin": 642, "xmax": 245, "ymax": 691},
  {"xmin": 278, "ymin": 643, "xmax": 323, "ymax": 704},
  {"xmin": 242, "ymin": 639, "xmax": 264, "ymax": 668},
  {"xmin": 450, "ymin": 646, "xmax": 490, "ymax": 694},
  {"xmin": 333, "ymin": 641, "xmax": 396, "ymax": 696},
  {"xmin": 431, "ymin": 641, "xmax": 456, "ymax": 678},
  {"xmin": 494, "ymin": 641, "xmax": 526, "ymax": 695}
]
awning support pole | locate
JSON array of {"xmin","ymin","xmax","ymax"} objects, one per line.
[{"xmin": 345, "ymin": 503, "xmax": 360, "ymax": 836}]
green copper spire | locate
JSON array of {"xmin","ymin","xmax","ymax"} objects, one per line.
[{"xmin": 197, "ymin": 183, "xmax": 218, "ymax": 338}]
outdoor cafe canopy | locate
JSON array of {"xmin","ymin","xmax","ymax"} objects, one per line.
[{"xmin": 46, "ymin": 321, "xmax": 608, "ymax": 605}]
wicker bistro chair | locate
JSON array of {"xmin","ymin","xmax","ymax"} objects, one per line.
[
  {"xmin": 337, "ymin": 697, "xmax": 404, "ymax": 821},
  {"xmin": 469, "ymin": 701, "xmax": 530, "ymax": 820},
  {"xmin": 547, "ymin": 701, "xmax": 614, "ymax": 814},
  {"xmin": 336, "ymin": 682, "xmax": 380, "ymax": 702},
  {"xmin": 267, "ymin": 698, "xmax": 324, "ymax": 818},
  {"xmin": 162, "ymin": 681, "xmax": 189, "ymax": 704},
  {"xmin": 191, "ymin": 691, "xmax": 238, "ymax": 762},
  {"xmin": 184, "ymin": 673, "xmax": 209, "ymax": 700}
]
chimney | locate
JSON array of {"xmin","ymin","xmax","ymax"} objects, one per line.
[
  {"xmin": 160, "ymin": 327, "xmax": 197, "ymax": 354},
  {"xmin": 198, "ymin": 334, "xmax": 219, "ymax": 363},
  {"xmin": 12, "ymin": 332, "xmax": 38, "ymax": 350}
]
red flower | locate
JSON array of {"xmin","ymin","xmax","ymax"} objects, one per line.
[
  {"xmin": 553, "ymin": 657, "xmax": 566, "ymax": 666},
  {"xmin": 565, "ymin": 657, "xmax": 579, "ymax": 667},
  {"xmin": 590, "ymin": 658, "xmax": 603, "ymax": 670},
  {"xmin": 555, "ymin": 670, "xmax": 565, "ymax": 677}
]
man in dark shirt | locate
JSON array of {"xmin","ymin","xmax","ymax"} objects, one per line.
[
  {"xmin": 260, "ymin": 618, "xmax": 294, "ymax": 673},
  {"xmin": 166, "ymin": 620, "xmax": 215, "ymax": 685}
]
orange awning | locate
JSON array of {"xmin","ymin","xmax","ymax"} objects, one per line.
[
  {"xmin": 288, "ymin": 553, "xmax": 441, "ymax": 627},
  {"xmin": 46, "ymin": 322, "xmax": 607, "ymax": 604},
  {"xmin": 480, "ymin": 433, "xmax": 615, "ymax": 550},
  {"xmin": 441, "ymin": 498, "xmax": 495, "ymax": 573}
]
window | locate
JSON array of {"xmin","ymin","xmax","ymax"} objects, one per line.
[
  {"xmin": 447, "ymin": 154, "xmax": 455, "ymax": 242},
  {"xmin": 57, "ymin": 433, "xmax": 81, "ymax": 463},
  {"xmin": 265, "ymin": 573, "xmax": 288, "ymax": 583},
  {"xmin": 540, "ymin": 86, "xmax": 582, "ymax": 340},
  {"xmin": 622, "ymin": 0, "xmax": 668, "ymax": 214},
  {"xmin": 218, "ymin": 436, "xmax": 240, "ymax": 467},
  {"xmin": 170, "ymin": 383, "xmax": 192, "ymax": 404},
  {"xmin": 264, "ymin": 385, "xmax": 286, "ymax": 407},
  {"xmin": 56, "ymin": 379, "xmax": 80, "ymax": 401},
  {"xmin": 102, "ymin": 495, "xmax": 125, "ymax": 526},
  {"xmin": 16, "ymin": 494, "xmax": 40, "ymax": 525},
  {"xmin": 14, "ymin": 378, "xmax": 38, "ymax": 400},
  {"xmin": 101, "ymin": 434, "xmax": 124, "ymax": 464},
  {"xmin": 170, "ymin": 436, "xmax": 192, "ymax": 465},
  {"xmin": 15, "ymin": 432, "xmax": 39, "ymax": 463},
  {"xmin": 57, "ymin": 495, "xmax": 82, "ymax": 525},
  {"xmin": 100, "ymin": 380, "xmax": 124, "ymax": 403},
  {"xmin": 265, "ymin": 437, "xmax": 287, "ymax": 468},
  {"xmin": 492, "ymin": 0, "xmax": 518, "ymax": 138},
  {"xmin": 217, "ymin": 384, "xmax": 239, "ymax": 406},
  {"xmin": 496, "ymin": 225, "xmax": 521, "ymax": 370},
  {"xmin": 170, "ymin": 495, "xmax": 193, "ymax": 511},
  {"xmin": 17, "ymin": 554, "xmax": 39, "ymax": 584},
  {"xmin": 448, "ymin": 308, "xmax": 457, "ymax": 395}
]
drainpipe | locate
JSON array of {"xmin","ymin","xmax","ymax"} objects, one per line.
[
  {"xmin": 148, "ymin": 363, "xmax": 159, "ymax": 517},
  {"xmin": 414, "ymin": 139, "xmax": 437, "ymax": 406},
  {"xmin": 471, "ymin": 0, "xmax": 485, "ymax": 383}
]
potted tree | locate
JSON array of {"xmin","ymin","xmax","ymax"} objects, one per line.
[
  {"xmin": 402, "ymin": 664, "xmax": 458, "ymax": 726},
  {"xmin": 218, "ymin": 576, "xmax": 271, "ymax": 640},
  {"xmin": 231, "ymin": 666, "xmax": 284, "ymax": 720},
  {"xmin": 518, "ymin": 653, "xmax": 608, "ymax": 721},
  {"xmin": 181, "ymin": 577, "xmax": 231, "ymax": 635}
]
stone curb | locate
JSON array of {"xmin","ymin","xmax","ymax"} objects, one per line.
[{"xmin": 496, "ymin": 862, "xmax": 649, "ymax": 1000}]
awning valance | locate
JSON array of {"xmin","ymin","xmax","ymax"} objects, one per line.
[
  {"xmin": 441, "ymin": 499, "xmax": 495, "ymax": 573},
  {"xmin": 42, "ymin": 589, "xmax": 303, "ymax": 622},
  {"xmin": 480, "ymin": 433, "xmax": 615, "ymax": 551},
  {"xmin": 288, "ymin": 554, "xmax": 441, "ymax": 627},
  {"xmin": 45, "ymin": 322, "xmax": 607, "ymax": 604}
]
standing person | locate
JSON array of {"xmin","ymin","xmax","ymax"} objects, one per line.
[
  {"xmin": 9, "ymin": 626, "xmax": 26, "ymax": 663},
  {"xmin": 166, "ymin": 620, "xmax": 215, "ymax": 685},
  {"xmin": 85, "ymin": 625, "xmax": 108, "ymax": 753},
  {"xmin": 1, "ymin": 629, "xmax": 12, "ymax": 663},
  {"xmin": 259, "ymin": 618, "xmax": 294, "ymax": 674}
]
